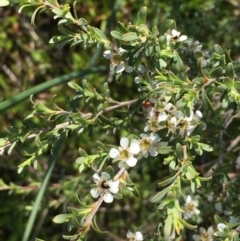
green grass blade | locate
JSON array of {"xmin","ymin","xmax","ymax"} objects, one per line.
[
  {"xmin": 21, "ymin": 135, "xmax": 65, "ymax": 241},
  {"xmin": 0, "ymin": 66, "xmax": 107, "ymax": 112}
]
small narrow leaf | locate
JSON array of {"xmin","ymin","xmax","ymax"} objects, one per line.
[
  {"xmin": 226, "ymin": 63, "xmax": 234, "ymax": 79},
  {"xmin": 164, "ymin": 215, "xmax": 173, "ymax": 237},
  {"xmin": 201, "ymin": 90, "xmax": 214, "ymax": 111},
  {"xmin": 111, "ymin": 31, "xmax": 123, "ymax": 40},
  {"xmin": 176, "ymin": 143, "xmax": 184, "ymax": 160},
  {"xmin": 137, "ymin": 6, "xmax": 147, "ymax": 24},
  {"xmin": 214, "ymin": 44, "xmax": 224, "ymax": 55},
  {"xmin": 159, "ymin": 19, "xmax": 174, "ymax": 35},
  {"xmin": 78, "ymin": 18, "xmax": 88, "ymax": 26},
  {"xmin": 53, "ymin": 214, "xmax": 71, "ymax": 224},
  {"xmin": 122, "ymin": 32, "xmax": 138, "ymax": 41},
  {"xmin": 150, "ymin": 185, "xmax": 172, "ymax": 203}
]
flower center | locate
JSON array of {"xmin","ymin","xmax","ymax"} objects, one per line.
[
  {"xmin": 201, "ymin": 232, "xmax": 211, "ymax": 241},
  {"xmin": 186, "ymin": 203, "xmax": 195, "ymax": 212},
  {"xmin": 140, "ymin": 139, "xmax": 151, "ymax": 151},
  {"xmin": 120, "ymin": 149, "xmax": 130, "ymax": 161},
  {"xmin": 112, "ymin": 54, "xmax": 122, "ymax": 65},
  {"xmin": 100, "ymin": 180, "xmax": 110, "ymax": 189}
]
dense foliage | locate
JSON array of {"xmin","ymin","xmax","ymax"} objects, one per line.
[{"xmin": 1, "ymin": 1, "xmax": 240, "ymax": 241}]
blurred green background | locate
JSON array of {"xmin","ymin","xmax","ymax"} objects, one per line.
[{"xmin": 0, "ymin": 0, "xmax": 240, "ymax": 240}]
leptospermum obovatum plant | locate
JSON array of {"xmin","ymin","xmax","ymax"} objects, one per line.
[{"xmin": 1, "ymin": 1, "xmax": 240, "ymax": 241}]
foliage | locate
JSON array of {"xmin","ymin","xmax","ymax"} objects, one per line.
[{"xmin": 1, "ymin": 1, "xmax": 240, "ymax": 241}]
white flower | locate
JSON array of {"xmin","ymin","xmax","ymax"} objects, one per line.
[
  {"xmin": 183, "ymin": 195, "xmax": 200, "ymax": 219},
  {"xmin": 166, "ymin": 29, "xmax": 187, "ymax": 43},
  {"xmin": 109, "ymin": 137, "xmax": 140, "ymax": 168},
  {"xmin": 103, "ymin": 48, "xmax": 133, "ymax": 74},
  {"xmin": 188, "ymin": 40, "xmax": 203, "ymax": 53},
  {"xmin": 193, "ymin": 226, "xmax": 214, "ymax": 241},
  {"xmin": 127, "ymin": 230, "xmax": 143, "ymax": 241},
  {"xmin": 217, "ymin": 223, "xmax": 227, "ymax": 232},
  {"xmin": 90, "ymin": 172, "xmax": 119, "ymax": 203},
  {"xmin": 173, "ymin": 110, "xmax": 203, "ymax": 137},
  {"xmin": 139, "ymin": 132, "xmax": 161, "ymax": 157},
  {"xmin": 144, "ymin": 107, "xmax": 165, "ymax": 132}
]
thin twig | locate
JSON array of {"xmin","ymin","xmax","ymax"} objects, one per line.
[{"xmin": 0, "ymin": 99, "xmax": 138, "ymax": 153}]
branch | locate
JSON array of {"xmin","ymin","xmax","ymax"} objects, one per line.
[{"xmin": 0, "ymin": 99, "xmax": 138, "ymax": 153}]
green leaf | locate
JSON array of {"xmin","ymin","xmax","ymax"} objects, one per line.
[
  {"xmin": 157, "ymin": 146, "xmax": 172, "ymax": 154},
  {"xmin": 173, "ymin": 51, "xmax": 184, "ymax": 72},
  {"xmin": 164, "ymin": 214, "xmax": 173, "ymax": 237},
  {"xmin": 198, "ymin": 142, "xmax": 213, "ymax": 152},
  {"xmin": 159, "ymin": 19, "xmax": 174, "ymax": 35},
  {"xmin": 62, "ymin": 235, "xmax": 79, "ymax": 240},
  {"xmin": 78, "ymin": 18, "xmax": 88, "ymax": 26},
  {"xmin": 53, "ymin": 214, "xmax": 71, "ymax": 224},
  {"xmin": 150, "ymin": 185, "xmax": 172, "ymax": 203},
  {"xmin": 158, "ymin": 175, "xmax": 176, "ymax": 187},
  {"xmin": 31, "ymin": 6, "xmax": 45, "ymax": 27},
  {"xmin": 156, "ymin": 58, "xmax": 167, "ymax": 70},
  {"xmin": 111, "ymin": 30, "xmax": 123, "ymax": 40},
  {"xmin": 137, "ymin": 6, "xmax": 147, "ymax": 24},
  {"xmin": 222, "ymin": 77, "xmax": 233, "ymax": 88},
  {"xmin": 67, "ymin": 82, "xmax": 82, "ymax": 91},
  {"xmin": 234, "ymin": 81, "xmax": 240, "ymax": 89},
  {"xmin": 180, "ymin": 218, "xmax": 197, "ymax": 230},
  {"xmin": 176, "ymin": 143, "xmax": 184, "ymax": 160},
  {"xmin": 214, "ymin": 215, "xmax": 225, "ymax": 225},
  {"xmin": 93, "ymin": 27, "xmax": 108, "ymax": 41},
  {"xmin": 214, "ymin": 44, "xmax": 224, "ymax": 55},
  {"xmin": 0, "ymin": 0, "xmax": 10, "ymax": 6},
  {"xmin": 224, "ymin": 49, "xmax": 232, "ymax": 63},
  {"xmin": 116, "ymin": 21, "xmax": 128, "ymax": 33},
  {"xmin": 210, "ymin": 67, "xmax": 223, "ymax": 78},
  {"xmin": 201, "ymin": 90, "xmax": 214, "ymax": 111},
  {"xmin": 122, "ymin": 32, "xmax": 138, "ymax": 41},
  {"xmin": 226, "ymin": 63, "xmax": 234, "ymax": 79}
]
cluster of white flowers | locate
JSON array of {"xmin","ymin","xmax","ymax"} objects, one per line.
[
  {"xmin": 103, "ymin": 47, "xmax": 133, "ymax": 74},
  {"xmin": 144, "ymin": 100, "xmax": 203, "ymax": 137},
  {"xmin": 90, "ymin": 172, "xmax": 119, "ymax": 203},
  {"xmin": 127, "ymin": 230, "xmax": 144, "ymax": 241},
  {"xmin": 193, "ymin": 226, "xmax": 214, "ymax": 241},
  {"xmin": 183, "ymin": 195, "xmax": 200, "ymax": 219}
]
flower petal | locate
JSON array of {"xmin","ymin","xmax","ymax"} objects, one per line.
[
  {"xmin": 101, "ymin": 172, "xmax": 110, "ymax": 180},
  {"xmin": 109, "ymin": 148, "xmax": 119, "ymax": 158},
  {"xmin": 103, "ymin": 193, "xmax": 114, "ymax": 203},
  {"xmin": 116, "ymin": 62, "xmax": 125, "ymax": 73},
  {"xmin": 185, "ymin": 195, "xmax": 191, "ymax": 203},
  {"xmin": 93, "ymin": 173, "xmax": 100, "ymax": 182},
  {"xmin": 192, "ymin": 234, "xmax": 201, "ymax": 241},
  {"xmin": 90, "ymin": 188, "xmax": 100, "ymax": 198},
  {"xmin": 103, "ymin": 50, "xmax": 112, "ymax": 59},
  {"xmin": 118, "ymin": 47, "xmax": 127, "ymax": 55},
  {"xmin": 179, "ymin": 35, "xmax": 187, "ymax": 41},
  {"xmin": 125, "ymin": 65, "xmax": 134, "ymax": 73},
  {"xmin": 150, "ymin": 133, "xmax": 161, "ymax": 142},
  {"xmin": 120, "ymin": 137, "xmax": 129, "ymax": 148},
  {"xmin": 158, "ymin": 112, "xmax": 168, "ymax": 122},
  {"xmin": 217, "ymin": 223, "xmax": 227, "ymax": 232},
  {"xmin": 109, "ymin": 180, "xmax": 119, "ymax": 194},
  {"xmin": 130, "ymin": 139, "xmax": 140, "ymax": 154},
  {"xmin": 126, "ymin": 156, "xmax": 138, "ymax": 167},
  {"xmin": 149, "ymin": 148, "xmax": 158, "ymax": 157},
  {"xmin": 135, "ymin": 231, "xmax": 143, "ymax": 241}
]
